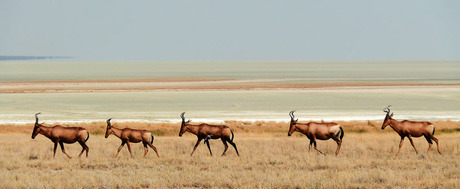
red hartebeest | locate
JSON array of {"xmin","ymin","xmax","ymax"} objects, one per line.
[
  {"xmin": 31, "ymin": 113, "xmax": 89, "ymax": 159},
  {"xmin": 105, "ymin": 118, "xmax": 159, "ymax": 158},
  {"xmin": 179, "ymin": 112, "xmax": 239, "ymax": 156},
  {"xmin": 381, "ymin": 105, "xmax": 441, "ymax": 155},
  {"xmin": 288, "ymin": 111, "xmax": 344, "ymax": 155}
]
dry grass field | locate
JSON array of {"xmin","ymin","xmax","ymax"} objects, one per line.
[{"xmin": 0, "ymin": 121, "xmax": 459, "ymax": 188}]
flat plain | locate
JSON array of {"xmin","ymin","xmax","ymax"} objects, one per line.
[{"xmin": 1, "ymin": 61, "xmax": 459, "ymax": 188}]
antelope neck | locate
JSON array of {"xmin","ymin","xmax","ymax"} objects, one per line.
[
  {"xmin": 388, "ymin": 119, "xmax": 402, "ymax": 134},
  {"xmin": 185, "ymin": 125, "xmax": 200, "ymax": 135},
  {"xmin": 110, "ymin": 127, "xmax": 123, "ymax": 138},
  {"xmin": 38, "ymin": 126, "xmax": 53, "ymax": 139}
]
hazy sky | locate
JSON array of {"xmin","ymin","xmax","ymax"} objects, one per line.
[{"xmin": 1, "ymin": 1, "xmax": 459, "ymax": 61}]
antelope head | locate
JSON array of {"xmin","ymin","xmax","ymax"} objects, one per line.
[
  {"xmin": 288, "ymin": 110, "xmax": 299, "ymax": 136},
  {"xmin": 179, "ymin": 112, "xmax": 191, "ymax": 137},
  {"xmin": 105, "ymin": 118, "xmax": 113, "ymax": 138},
  {"xmin": 381, "ymin": 105, "xmax": 394, "ymax": 130},
  {"xmin": 32, "ymin": 112, "xmax": 42, "ymax": 139}
]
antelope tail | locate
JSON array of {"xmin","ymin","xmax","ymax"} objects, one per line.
[
  {"xmin": 339, "ymin": 127, "xmax": 344, "ymax": 141},
  {"xmin": 231, "ymin": 130, "xmax": 235, "ymax": 141},
  {"xmin": 432, "ymin": 127, "xmax": 435, "ymax": 135},
  {"xmin": 85, "ymin": 131, "xmax": 90, "ymax": 142},
  {"xmin": 151, "ymin": 135, "xmax": 154, "ymax": 144}
]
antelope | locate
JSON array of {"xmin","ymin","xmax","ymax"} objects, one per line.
[
  {"xmin": 31, "ymin": 113, "xmax": 89, "ymax": 159},
  {"xmin": 179, "ymin": 112, "xmax": 239, "ymax": 156},
  {"xmin": 381, "ymin": 105, "xmax": 441, "ymax": 155},
  {"xmin": 288, "ymin": 111, "xmax": 344, "ymax": 155},
  {"xmin": 105, "ymin": 118, "xmax": 159, "ymax": 158}
]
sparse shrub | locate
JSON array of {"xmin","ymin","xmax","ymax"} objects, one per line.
[
  {"xmin": 254, "ymin": 121, "xmax": 264, "ymax": 127},
  {"xmin": 28, "ymin": 154, "xmax": 38, "ymax": 160},
  {"xmin": 367, "ymin": 120, "xmax": 375, "ymax": 127},
  {"xmin": 91, "ymin": 130, "xmax": 105, "ymax": 135},
  {"xmin": 151, "ymin": 129, "xmax": 166, "ymax": 136},
  {"xmin": 439, "ymin": 128, "xmax": 460, "ymax": 133}
]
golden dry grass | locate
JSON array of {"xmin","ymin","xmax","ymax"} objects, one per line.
[{"xmin": 0, "ymin": 122, "xmax": 459, "ymax": 188}]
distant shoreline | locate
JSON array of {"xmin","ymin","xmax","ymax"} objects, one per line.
[
  {"xmin": 1, "ymin": 78, "xmax": 458, "ymax": 93},
  {"xmin": 0, "ymin": 55, "xmax": 70, "ymax": 61}
]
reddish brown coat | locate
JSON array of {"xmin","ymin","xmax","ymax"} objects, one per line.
[
  {"xmin": 288, "ymin": 111, "xmax": 344, "ymax": 155},
  {"xmin": 179, "ymin": 112, "xmax": 239, "ymax": 156},
  {"xmin": 105, "ymin": 119, "xmax": 159, "ymax": 158},
  {"xmin": 381, "ymin": 105, "xmax": 440, "ymax": 155},
  {"xmin": 31, "ymin": 113, "xmax": 89, "ymax": 158}
]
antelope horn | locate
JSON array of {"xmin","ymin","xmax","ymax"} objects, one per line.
[
  {"xmin": 35, "ymin": 112, "xmax": 41, "ymax": 125},
  {"xmin": 289, "ymin": 110, "xmax": 296, "ymax": 119},
  {"xmin": 107, "ymin": 118, "xmax": 112, "ymax": 126},
  {"xmin": 383, "ymin": 105, "xmax": 392, "ymax": 113},
  {"xmin": 180, "ymin": 112, "xmax": 186, "ymax": 121}
]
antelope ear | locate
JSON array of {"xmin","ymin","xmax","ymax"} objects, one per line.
[
  {"xmin": 186, "ymin": 119, "xmax": 191, "ymax": 123},
  {"xmin": 390, "ymin": 113, "xmax": 394, "ymax": 118},
  {"xmin": 295, "ymin": 119, "xmax": 299, "ymax": 122}
]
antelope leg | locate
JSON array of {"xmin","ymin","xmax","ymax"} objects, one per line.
[
  {"xmin": 78, "ymin": 141, "xmax": 89, "ymax": 158},
  {"xmin": 53, "ymin": 142, "xmax": 58, "ymax": 158},
  {"xmin": 126, "ymin": 141, "xmax": 133, "ymax": 158},
  {"xmin": 59, "ymin": 142, "xmax": 72, "ymax": 159},
  {"xmin": 116, "ymin": 141, "xmax": 126, "ymax": 157},
  {"xmin": 221, "ymin": 139, "xmax": 228, "ymax": 156},
  {"xmin": 431, "ymin": 136, "xmax": 441, "ymax": 154},
  {"xmin": 396, "ymin": 137, "xmax": 404, "ymax": 155},
  {"xmin": 423, "ymin": 135, "xmax": 433, "ymax": 153},
  {"xmin": 143, "ymin": 143, "xmax": 149, "ymax": 157},
  {"xmin": 334, "ymin": 138, "xmax": 342, "ymax": 155},
  {"xmin": 190, "ymin": 138, "xmax": 203, "ymax": 157},
  {"xmin": 228, "ymin": 140, "xmax": 240, "ymax": 156},
  {"xmin": 312, "ymin": 137, "xmax": 325, "ymax": 155},
  {"xmin": 147, "ymin": 142, "xmax": 160, "ymax": 158},
  {"xmin": 205, "ymin": 140, "xmax": 213, "ymax": 156},
  {"xmin": 407, "ymin": 136, "xmax": 418, "ymax": 154}
]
